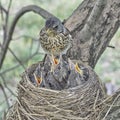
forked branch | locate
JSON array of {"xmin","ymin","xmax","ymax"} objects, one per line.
[
  {"xmin": 0, "ymin": 5, "xmax": 55, "ymax": 69},
  {"xmin": 80, "ymin": 0, "xmax": 107, "ymax": 42}
]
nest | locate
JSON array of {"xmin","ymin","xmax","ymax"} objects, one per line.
[{"xmin": 4, "ymin": 59, "xmax": 120, "ymax": 120}]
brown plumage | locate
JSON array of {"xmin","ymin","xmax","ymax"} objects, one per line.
[
  {"xmin": 39, "ymin": 17, "xmax": 72, "ymax": 71},
  {"xmin": 39, "ymin": 17, "xmax": 72, "ymax": 57}
]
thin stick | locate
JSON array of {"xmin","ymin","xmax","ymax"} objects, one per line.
[
  {"xmin": 102, "ymin": 94, "xmax": 120, "ymax": 120},
  {"xmin": 8, "ymin": 47, "xmax": 26, "ymax": 69},
  {"xmin": 0, "ymin": 5, "xmax": 55, "ymax": 69},
  {"xmin": 4, "ymin": 0, "xmax": 12, "ymax": 40},
  {"xmin": 0, "ymin": 75, "xmax": 17, "ymax": 96},
  {"xmin": 0, "ymin": 83, "xmax": 10, "ymax": 108},
  {"xmin": 0, "ymin": 51, "xmax": 38, "ymax": 75}
]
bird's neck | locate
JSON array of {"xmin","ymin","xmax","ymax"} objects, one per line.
[
  {"xmin": 48, "ymin": 32, "xmax": 57, "ymax": 37},
  {"xmin": 47, "ymin": 30, "xmax": 57, "ymax": 37}
]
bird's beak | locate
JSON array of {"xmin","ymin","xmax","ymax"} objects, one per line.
[
  {"xmin": 46, "ymin": 28, "xmax": 56, "ymax": 36},
  {"xmin": 46, "ymin": 28, "xmax": 49, "ymax": 33},
  {"xmin": 46, "ymin": 28, "xmax": 51, "ymax": 34},
  {"xmin": 75, "ymin": 63, "xmax": 83, "ymax": 75}
]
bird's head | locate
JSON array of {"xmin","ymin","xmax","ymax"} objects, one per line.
[{"xmin": 45, "ymin": 17, "xmax": 64, "ymax": 36}]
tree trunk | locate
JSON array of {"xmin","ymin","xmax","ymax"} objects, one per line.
[
  {"xmin": 65, "ymin": 0, "xmax": 120, "ymax": 68},
  {"xmin": 4, "ymin": 0, "xmax": 120, "ymax": 119}
]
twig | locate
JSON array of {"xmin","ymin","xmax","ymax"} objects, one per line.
[
  {"xmin": 0, "ymin": 75, "xmax": 17, "ymax": 96},
  {"xmin": 107, "ymin": 45, "xmax": 115, "ymax": 49},
  {"xmin": 102, "ymin": 94, "xmax": 120, "ymax": 120},
  {"xmin": 0, "ymin": 1, "xmax": 6, "ymax": 41},
  {"xmin": 0, "ymin": 64, "xmax": 21, "ymax": 75},
  {"xmin": 0, "ymin": 5, "xmax": 55, "ymax": 69},
  {"xmin": 0, "ymin": 2, "xmax": 8, "ymax": 14},
  {"xmin": 0, "ymin": 83, "xmax": 10, "ymax": 108},
  {"xmin": 0, "ymin": 2, "xmax": 5, "ymax": 20},
  {"xmin": 0, "ymin": 94, "xmax": 13, "ymax": 106},
  {"xmin": 93, "ymin": 90, "xmax": 99, "ymax": 110},
  {"xmin": 4, "ymin": 0, "xmax": 12, "ymax": 40},
  {"xmin": 7, "ymin": 0, "xmax": 12, "ymax": 12},
  {"xmin": 0, "ymin": 50, "xmax": 45, "ymax": 75},
  {"xmin": 12, "ymin": 35, "xmax": 37, "ymax": 41},
  {"xmin": 0, "ymin": 43, "xmax": 26, "ymax": 69},
  {"xmin": 0, "ymin": 51, "xmax": 39, "ymax": 75},
  {"xmin": 0, "ymin": 0, "xmax": 12, "ymax": 41},
  {"xmin": 8, "ymin": 47, "xmax": 26, "ymax": 69},
  {"xmin": 80, "ymin": 0, "xmax": 107, "ymax": 42}
]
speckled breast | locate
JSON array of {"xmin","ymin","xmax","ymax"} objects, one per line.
[{"xmin": 40, "ymin": 32, "xmax": 71, "ymax": 56}]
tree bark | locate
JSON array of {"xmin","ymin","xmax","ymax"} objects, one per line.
[
  {"xmin": 3, "ymin": 0, "xmax": 120, "ymax": 119},
  {"xmin": 65, "ymin": 0, "xmax": 120, "ymax": 68}
]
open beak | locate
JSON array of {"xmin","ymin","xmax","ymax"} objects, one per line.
[
  {"xmin": 33, "ymin": 73, "xmax": 42, "ymax": 86},
  {"xmin": 52, "ymin": 54, "xmax": 59, "ymax": 65},
  {"xmin": 75, "ymin": 63, "xmax": 83, "ymax": 75}
]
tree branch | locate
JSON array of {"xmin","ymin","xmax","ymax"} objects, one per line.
[
  {"xmin": 0, "ymin": 75, "xmax": 17, "ymax": 96},
  {"xmin": 64, "ymin": 0, "xmax": 95, "ymax": 32},
  {"xmin": 80, "ymin": 0, "xmax": 107, "ymax": 42},
  {"xmin": 8, "ymin": 47, "xmax": 26, "ymax": 69},
  {"xmin": 0, "ymin": 5, "xmax": 55, "ymax": 70},
  {"xmin": 0, "ymin": 83, "xmax": 10, "ymax": 108},
  {"xmin": 65, "ymin": 0, "xmax": 120, "ymax": 67},
  {"xmin": 0, "ymin": 43, "xmax": 26, "ymax": 69},
  {"xmin": 0, "ymin": 2, "xmax": 8, "ymax": 14},
  {"xmin": 0, "ymin": 1, "xmax": 7, "ymax": 41},
  {"xmin": 4, "ymin": 0, "xmax": 12, "ymax": 40},
  {"xmin": 0, "ymin": 51, "xmax": 42, "ymax": 75}
]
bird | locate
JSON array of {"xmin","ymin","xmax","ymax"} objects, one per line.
[
  {"xmin": 68, "ymin": 59, "xmax": 89, "ymax": 80},
  {"xmin": 39, "ymin": 17, "xmax": 72, "ymax": 72}
]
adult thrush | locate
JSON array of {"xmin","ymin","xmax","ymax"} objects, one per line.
[{"xmin": 39, "ymin": 17, "xmax": 72, "ymax": 71}]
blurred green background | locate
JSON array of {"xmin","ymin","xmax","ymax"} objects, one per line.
[{"xmin": 0, "ymin": 0, "xmax": 120, "ymax": 119}]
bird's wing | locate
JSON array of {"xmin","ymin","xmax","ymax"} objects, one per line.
[
  {"xmin": 39, "ymin": 27, "xmax": 46, "ymax": 36},
  {"xmin": 63, "ymin": 27, "xmax": 70, "ymax": 36}
]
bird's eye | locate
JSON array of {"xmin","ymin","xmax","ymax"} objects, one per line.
[{"xmin": 53, "ymin": 25, "xmax": 58, "ymax": 29}]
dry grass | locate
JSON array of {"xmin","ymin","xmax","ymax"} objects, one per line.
[{"xmin": 4, "ymin": 62, "xmax": 120, "ymax": 120}]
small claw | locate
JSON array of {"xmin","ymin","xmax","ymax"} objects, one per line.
[
  {"xmin": 33, "ymin": 73, "xmax": 42, "ymax": 86},
  {"xmin": 75, "ymin": 63, "xmax": 83, "ymax": 75}
]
